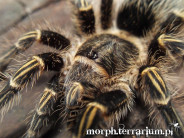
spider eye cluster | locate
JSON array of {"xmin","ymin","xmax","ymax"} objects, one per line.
[{"xmin": 87, "ymin": 50, "xmax": 98, "ymax": 59}]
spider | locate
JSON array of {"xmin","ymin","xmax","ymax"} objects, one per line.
[{"xmin": 0, "ymin": 0, "xmax": 184, "ymax": 138}]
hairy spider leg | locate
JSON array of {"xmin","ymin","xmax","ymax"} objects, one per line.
[
  {"xmin": 0, "ymin": 71, "xmax": 8, "ymax": 81},
  {"xmin": 117, "ymin": 0, "xmax": 156, "ymax": 37},
  {"xmin": 160, "ymin": 11, "xmax": 184, "ymax": 34},
  {"xmin": 158, "ymin": 34, "xmax": 184, "ymax": 64},
  {"xmin": 25, "ymin": 74, "xmax": 64, "ymax": 138},
  {"xmin": 140, "ymin": 67, "xmax": 184, "ymax": 138},
  {"xmin": 0, "ymin": 30, "xmax": 70, "ymax": 72},
  {"xmin": 73, "ymin": 89, "xmax": 134, "ymax": 138},
  {"xmin": 72, "ymin": 0, "xmax": 95, "ymax": 35},
  {"xmin": 143, "ymin": 11, "xmax": 184, "ymax": 137},
  {"xmin": 149, "ymin": 11, "xmax": 184, "ymax": 60},
  {"xmin": 100, "ymin": 0, "xmax": 113, "ymax": 30},
  {"xmin": 0, "ymin": 52, "xmax": 63, "ymax": 111}
]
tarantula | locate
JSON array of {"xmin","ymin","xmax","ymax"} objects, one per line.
[{"xmin": 0, "ymin": 0, "xmax": 184, "ymax": 137}]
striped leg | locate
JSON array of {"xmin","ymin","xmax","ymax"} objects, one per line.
[
  {"xmin": 0, "ymin": 30, "xmax": 70, "ymax": 72},
  {"xmin": 0, "ymin": 72, "xmax": 8, "ymax": 81},
  {"xmin": 25, "ymin": 74, "xmax": 64, "ymax": 138},
  {"xmin": 149, "ymin": 11, "xmax": 184, "ymax": 60},
  {"xmin": 0, "ymin": 52, "xmax": 63, "ymax": 112},
  {"xmin": 151, "ymin": 33, "xmax": 184, "ymax": 70},
  {"xmin": 100, "ymin": 0, "xmax": 113, "ymax": 30},
  {"xmin": 139, "ymin": 66, "xmax": 184, "ymax": 137},
  {"xmin": 73, "ymin": 90, "xmax": 134, "ymax": 138},
  {"xmin": 158, "ymin": 34, "xmax": 184, "ymax": 59},
  {"xmin": 73, "ymin": 0, "xmax": 95, "ymax": 35}
]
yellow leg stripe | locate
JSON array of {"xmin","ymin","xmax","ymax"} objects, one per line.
[
  {"xmin": 36, "ymin": 30, "xmax": 41, "ymax": 41},
  {"xmin": 151, "ymin": 69, "xmax": 166, "ymax": 92},
  {"xmin": 33, "ymin": 118, "xmax": 41, "ymax": 131},
  {"xmin": 78, "ymin": 106, "xmax": 92, "ymax": 138},
  {"xmin": 66, "ymin": 82, "xmax": 84, "ymax": 106},
  {"xmin": 88, "ymin": 102, "xmax": 107, "ymax": 113},
  {"xmin": 33, "ymin": 56, "xmax": 45, "ymax": 69},
  {"xmin": 80, "ymin": 5, "xmax": 92, "ymax": 11},
  {"xmin": 77, "ymin": 104, "xmax": 107, "ymax": 137},
  {"xmin": 158, "ymin": 34, "xmax": 168, "ymax": 47},
  {"xmin": 36, "ymin": 109, "xmax": 46, "ymax": 116},
  {"xmin": 9, "ymin": 79, "xmax": 21, "ymax": 88},
  {"xmin": 39, "ymin": 88, "xmax": 57, "ymax": 106},
  {"xmin": 86, "ymin": 107, "xmax": 98, "ymax": 132},
  {"xmin": 24, "ymin": 31, "xmax": 37, "ymax": 36},
  {"xmin": 39, "ymin": 90, "xmax": 49, "ymax": 104},
  {"xmin": 13, "ymin": 61, "xmax": 40, "ymax": 81},
  {"xmin": 141, "ymin": 67, "xmax": 168, "ymax": 102},
  {"xmin": 15, "ymin": 30, "xmax": 41, "ymax": 49},
  {"xmin": 154, "ymin": 97, "xmax": 170, "ymax": 105},
  {"xmin": 158, "ymin": 34, "xmax": 183, "ymax": 48},
  {"xmin": 13, "ymin": 59, "xmax": 37, "ymax": 77},
  {"xmin": 141, "ymin": 67, "xmax": 157, "ymax": 76},
  {"xmin": 0, "ymin": 91, "xmax": 11, "ymax": 103},
  {"xmin": 18, "ymin": 34, "xmax": 37, "ymax": 41},
  {"xmin": 19, "ymin": 58, "xmax": 37, "ymax": 69},
  {"xmin": 38, "ymin": 94, "xmax": 52, "ymax": 111},
  {"xmin": 147, "ymin": 71, "xmax": 166, "ymax": 99},
  {"xmin": 44, "ymin": 88, "xmax": 57, "ymax": 96}
]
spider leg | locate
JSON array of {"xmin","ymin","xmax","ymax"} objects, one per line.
[
  {"xmin": 160, "ymin": 11, "xmax": 184, "ymax": 34},
  {"xmin": 151, "ymin": 32, "xmax": 184, "ymax": 70},
  {"xmin": 0, "ymin": 52, "xmax": 63, "ymax": 111},
  {"xmin": 117, "ymin": 0, "xmax": 155, "ymax": 37},
  {"xmin": 0, "ymin": 30, "xmax": 70, "ymax": 72},
  {"xmin": 25, "ymin": 74, "xmax": 64, "ymax": 138},
  {"xmin": 0, "ymin": 71, "xmax": 8, "ymax": 81},
  {"xmin": 139, "ymin": 66, "xmax": 184, "ymax": 137},
  {"xmin": 158, "ymin": 34, "xmax": 184, "ymax": 59},
  {"xmin": 72, "ymin": 0, "xmax": 95, "ymax": 35},
  {"xmin": 149, "ymin": 11, "xmax": 184, "ymax": 59},
  {"xmin": 100, "ymin": 0, "xmax": 113, "ymax": 30},
  {"xmin": 73, "ymin": 89, "xmax": 134, "ymax": 138}
]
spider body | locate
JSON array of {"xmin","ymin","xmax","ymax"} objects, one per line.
[
  {"xmin": 64, "ymin": 33, "xmax": 140, "ymax": 116},
  {"xmin": 0, "ymin": 0, "xmax": 184, "ymax": 138}
]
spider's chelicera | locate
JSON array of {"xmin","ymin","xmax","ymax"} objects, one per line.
[{"xmin": 0, "ymin": 0, "xmax": 184, "ymax": 138}]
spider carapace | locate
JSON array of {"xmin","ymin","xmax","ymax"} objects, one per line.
[{"xmin": 0, "ymin": 0, "xmax": 184, "ymax": 138}]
